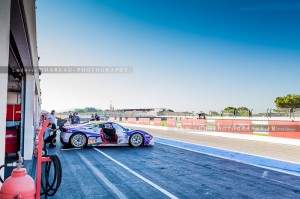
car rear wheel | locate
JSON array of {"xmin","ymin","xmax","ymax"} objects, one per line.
[
  {"xmin": 70, "ymin": 133, "xmax": 87, "ymax": 148},
  {"xmin": 129, "ymin": 133, "xmax": 144, "ymax": 147}
]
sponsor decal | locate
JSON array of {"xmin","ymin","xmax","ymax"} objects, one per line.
[
  {"xmin": 268, "ymin": 121, "xmax": 300, "ymax": 139},
  {"xmin": 193, "ymin": 119, "xmax": 207, "ymax": 130},
  {"xmin": 128, "ymin": 118, "xmax": 137, "ymax": 124},
  {"xmin": 88, "ymin": 139, "xmax": 96, "ymax": 144},
  {"xmin": 215, "ymin": 120, "xmax": 252, "ymax": 134},
  {"xmin": 167, "ymin": 118, "xmax": 176, "ymax": 127},
  {"xmin": 154, "ymin": 118, "xmax": 162, "ymax": 126},
  {"xmin": 139, "ymin": 118, "xmax": 150, "ymax": 125},
  {"xmin": 181, "ymin": 119, "xmax": 194, "ymax": 129}
]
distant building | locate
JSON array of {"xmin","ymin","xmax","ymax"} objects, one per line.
[{"xmin": 117, "ymin": 108, "xmax": 166, "ymax": 112}]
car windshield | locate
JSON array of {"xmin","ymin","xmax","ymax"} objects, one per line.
[{"xmin": 112, "ymin": 123, "xmax": 126, "ymax": 132}]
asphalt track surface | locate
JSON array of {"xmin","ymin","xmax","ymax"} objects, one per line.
[
  {"xmin": 45, "ymin": 141, "xmax": 300, "ymax": 199},
  {"xmin": 123, "ymin": 125, "xmax": 300, "ymax": 163}
]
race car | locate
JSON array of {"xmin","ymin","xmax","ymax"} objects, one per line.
[{"xmin": 60, "ymin": 121, "xmax": 154, "ymax": 148}]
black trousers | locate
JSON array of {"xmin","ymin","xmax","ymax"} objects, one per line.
[{"xmin": 44, "ymin": 132, "xmax": 57, "ymax": 145}]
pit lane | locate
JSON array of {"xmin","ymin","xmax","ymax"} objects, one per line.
[{"xmin": 44, "ymin": 138, "xmax": 300, "ymax": 199}]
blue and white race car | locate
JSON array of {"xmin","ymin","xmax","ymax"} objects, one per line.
[{"xmin": 60, "ymin": 122, "xmax": 154, "ymax": 148}]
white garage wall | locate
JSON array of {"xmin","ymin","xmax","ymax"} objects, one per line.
[
  {"xmin": 0, "ymin": 0, "xmax": 11, "ymax": 187},
  {"xmin": 7, "ymin": 92, "xmax": 21, "ymax": 104}
]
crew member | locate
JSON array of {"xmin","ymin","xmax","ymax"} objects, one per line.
[
  {"xmin": 95, "ymin": 113, "xmax": 100, "ymax": 121},
  {"xmin": 46, "ymin": 110, "xmax": 60, "ymax": 130},
  {"xmin": 44, "ymin": 123, "xmax": 57, "ymax": 148},
  {"xmin": 68, "ymin": 112, "xmax": 73, "ymax": 123},
  {"xmin": 71, "ymin": 112, "xmax": 80, "ymax": 124}
]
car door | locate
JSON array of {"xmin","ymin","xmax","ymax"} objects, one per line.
[{"xmin": 112, "ymin": 123, "xmax": 127, "ymax": 143}]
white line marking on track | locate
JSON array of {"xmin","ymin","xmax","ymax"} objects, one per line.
[
  {"xmin": 156, "ymin": 141, "xmax": 300, "ymax": 177},
  {"xmin": 93, "ymin": 147, "xmax": 179, "ymax": 199},
  {"xmin": 78, "ymin": 153, "xmax": 128, "ymax": 199},
  {"xmin": 60, "ymin": 148, "xmax": 82, "ymax": 151},
  {"xmin": 262, "ymin": 171, "xmax": 300, "ymax": 189},
  {"xmin": 155, "ymin": 136, "xmax": 300, "ymax": 165},
  {"xmin": 264, "ymin": 176, "xmax": 300, "ymax": 189}
]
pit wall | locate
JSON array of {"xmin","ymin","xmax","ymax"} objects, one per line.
[{"xmin": 108, "ymin": 117, "xmax": 300, "ymax": 139}]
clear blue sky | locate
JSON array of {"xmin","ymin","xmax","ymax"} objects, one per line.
[{"xmin": 37, "ymin": 0, "xmax": 300, "ymax": 113}]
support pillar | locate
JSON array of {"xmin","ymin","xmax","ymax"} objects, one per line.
[
  {"xmin": 0, "ymin": 0, "xmax": 11, "ymax": 186},
  {"xmin": 23, "ymin": 74, "xmax": 35, "ymax": 160}
]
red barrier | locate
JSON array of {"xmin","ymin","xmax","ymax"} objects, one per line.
[
  {"xmin": 36, "ymin": 119, "xmax": 50, "ymax": 199},
  {"xmin": 215, "ymin": 120, "xmax": 252, "ymax": 134},
  {"xmin": 115, "ymin": 117, "xmax": 120, "ymax": 122},
  {"xmin": 181, "ymin": 119, "xmax": 194, "ymax": 129},
  {"xmin": 193, "ymin": 119, "xmax": 206, "ymax": 130},
  {"xmin": 139, "ymin": 118, "xmax": 150, "ymax": 125},
  {"xmin": 5, "ymin": 129, "xmax": 19, "ymax": 154},
  {"xmin": 144, "ymin": 118, "xmax": 150, "ymax": 125},
  {"xmin": 122, "ymin": 118, "xmax": 126, "ymax": 123},
  {"xmin": 268, "ymin": 121, "xmax": 300, "ymax": 139},
  {"xmin": 154, "ymin": 118, "xmax": 161, "ymax": 126},
  {"xmin": 128, "ymin": 118, "xmax": 137, "ymax": 124},
  {"xmin": 6, "ymin": 104, "xmax": 21, "ymax": 121},
  {"xmin": 138, "ymin": 118, "xmax": 143, "ymax": 124},
  {"xmin": 167, "ymin": 118, "xmax": 176, "ymax": 127},
  {"xmin": 108, "ymin": 117, "xmax": 115, "ymax": 122}
]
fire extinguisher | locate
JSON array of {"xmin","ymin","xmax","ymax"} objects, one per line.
[{"xmin": 0, "ymin": 152, "xmax": 35, "ymax": 199}]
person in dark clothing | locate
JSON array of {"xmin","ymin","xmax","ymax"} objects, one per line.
[
  {"xmin": 68, "ymin": 112, "xmax": 72, "ymax": 122},
  {"xmin": 90, "ymin": 114, "xmax": 95, "ymax": 121},
  {"xmin": 71, "ymin": 112, "xmax": 80, "ymax": 124},
  {"xmin": 95, "ymin": 113, "xmax": 100, "ymax": 121},
  {"xmin": 44, "ymin": 123, "xmax": 57, "ymax": 147}
]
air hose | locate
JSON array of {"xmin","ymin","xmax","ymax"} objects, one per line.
[
  {"xmin": 40, "ymin": 155, "xmax": 62, "ymax": 198},
  {"xmin": 0, "ymin": 164, "xmax": 5, "ymax": 183},
  {"xmin": 0, "ymin": 162, "xmax": 18, "ymax": 183}
]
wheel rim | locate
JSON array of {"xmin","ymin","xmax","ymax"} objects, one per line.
[
  {"xmin": 130, "ymin": 134, "xmax": 143, "ymax": 147},
  {"xmin": 72, "ymin": 134, "xmax": 86, "ymax": 147}
]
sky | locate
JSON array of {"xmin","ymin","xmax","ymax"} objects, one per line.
[{"xmin": 36, "ymin": 0, "xmax": 300, "ymax": 113}]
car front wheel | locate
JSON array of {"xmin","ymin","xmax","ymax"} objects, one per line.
[
  {"xmin": 70, "ymin": 133, "xmax": 87, "ymax": 148},
  {"xmin": 129, "ymin": 133, "xmax": 144, "ymax": 147}
]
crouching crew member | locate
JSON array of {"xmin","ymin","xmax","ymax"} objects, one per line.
[{"xmin": 44, "ymin": 122, "xmax": 57, "ymax": 148}]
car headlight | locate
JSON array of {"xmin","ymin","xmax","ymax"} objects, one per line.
[{"xmin": 145, "ymin": 134, "xmax": 152, "ymax": 139}]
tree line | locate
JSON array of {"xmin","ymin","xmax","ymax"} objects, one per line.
[
  {"xmin": 275, "ymin": 94, "xmax": 300, "ymax": 110},
  {"xmin": 59, "ymin": 107, "xmax": 103, "ymax": 114},
  {"xmin": 210, "ymin": 94, "xmax": 300, "ymax": 116}
]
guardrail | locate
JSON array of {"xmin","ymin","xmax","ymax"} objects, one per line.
[{"xmin": 107, "ymin": 117, "xmax": 300, "ymax": 140}]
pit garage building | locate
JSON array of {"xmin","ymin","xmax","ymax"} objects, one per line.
[{"xmin": 0, "ymin": 0, "xmax": 41, "ymax": 184}]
